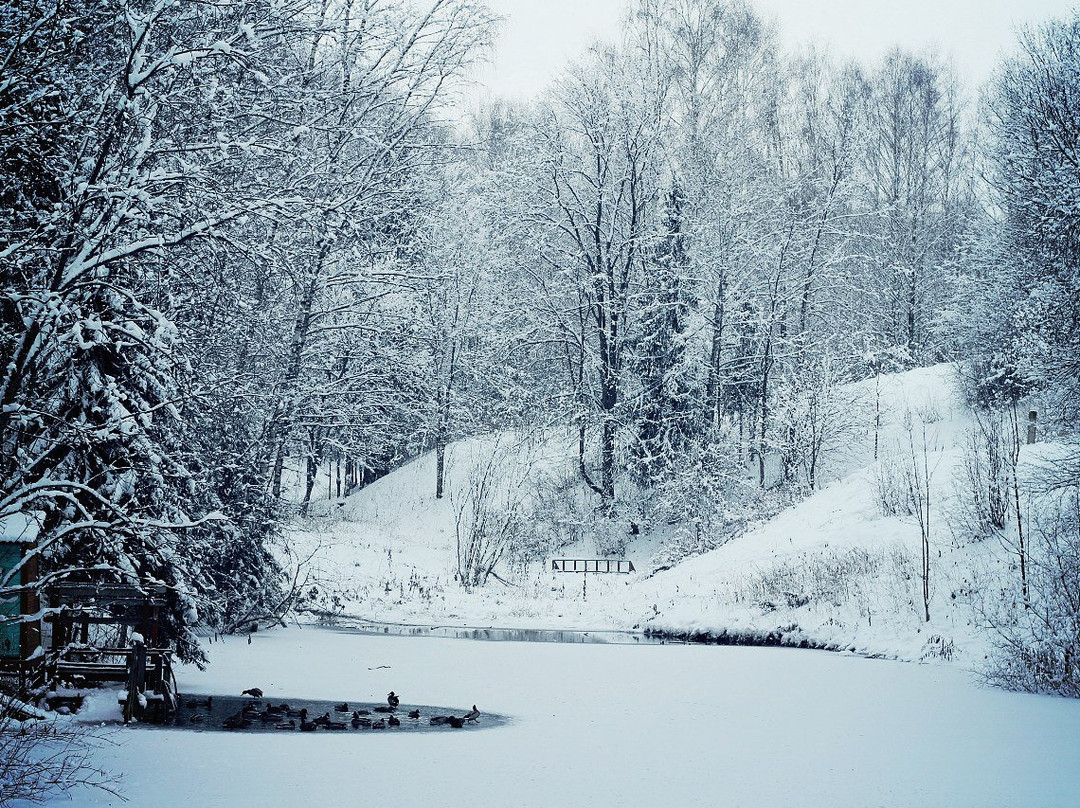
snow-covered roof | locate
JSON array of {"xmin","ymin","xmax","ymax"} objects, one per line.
[{"xmin": 0, "ymin": 512, "xmax": 40, "ymax": 545}]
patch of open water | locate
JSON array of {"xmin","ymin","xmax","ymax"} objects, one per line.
[
  {"xmin": 321, "ymin": 618, "xmax": 671, "ymax": 645},
  {"xmin": 136, "ymin": 694, "xmax": 507, "ymax": 734}
]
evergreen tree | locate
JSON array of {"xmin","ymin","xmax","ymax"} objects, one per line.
[{"xmin": 630, "ymin": 182, "xmax": 698, "ymax": 484}]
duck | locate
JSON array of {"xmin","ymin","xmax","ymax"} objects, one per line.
[
  {"xmin": 428, "ymin": 715, "xmax": 449, "ymax": 726},
  {"xmin": 373, "ymin": 705, "xmax": 394, "ymax": 713},
  {"xmin": 274, "ymin": 720, "xmax": 296, "ymax": 730},
  {"xmin": 286, "ymin": 707, "xmax": 304, "ymax": 718},
  {"xmin": 352, "ymin": 715, "xmax": 371, "ymax": 729},
  {"xmin": 222, "ymin": 712, "xmax": 251, "ymax": 730},
  {"xmin": 407, "ymin": 709, "xmax": 421, "ymax": 720},
  {"xmin": 447, "ymin": 715, "xmax": 465, "ymax": 729},
  {"xmin": 463, "ymin": 705, "xmax": 480, "ymax": 722},
  {"xmin": 356, "ymin": 709, "xmax": 371, "ymax": 716},
  {"xmin": 387, "ymin": 714, "xmax": 400, "ymax": 727},
  {"xmin": 241, "ymin": 687, "xmax": 264, "ymax": 699},
  {"xmin": 334, "ymin": 702, "xmax": 349, "ymax": 713},
  {"xmin": 313, "ymin": 712, "xmax": 332, "ymax": 726},
  {"xmin": 188, "ymin": 713, "xmax": 205, "ymax": 724},
  {"xmin": 300, "ymin": 719, "xmax": 318, "ymax": 732},
  {"xmin": 371, "ymin": 718, "xmax": 386, "ymax": 729},
  {"xmin": 387, "ymin": 691, "xmax": 400, "ymax": 708},
  {"xmin": 325, "ymin": 721, "xmax": 347, "ymax": 730}
]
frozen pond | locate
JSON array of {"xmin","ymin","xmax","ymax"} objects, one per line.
[{"xmin": 67, "ymin": 626, "xmax": 1080, "ymax": 808}]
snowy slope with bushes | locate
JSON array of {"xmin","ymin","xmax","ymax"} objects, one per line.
[{"xmin": 287, "ymin": 363, "xmax": 1052, "ymax": 677}]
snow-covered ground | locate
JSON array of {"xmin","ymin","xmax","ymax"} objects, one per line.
[
  {"xmin": 28, "ymin": 363, "xmax": 1080, "ymax": 807},
  {"xmin": 60, "ymin": 626, "xmax": 1080, "ymax": 808},
  {"xmin": 286, "ymin": 364, "xmax": 1031, "ymax": 668}
]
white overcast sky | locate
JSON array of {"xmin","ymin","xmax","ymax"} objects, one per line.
[{"xmin": 466, "ymin": 0, "xmax": 1079, "ymax": 104}]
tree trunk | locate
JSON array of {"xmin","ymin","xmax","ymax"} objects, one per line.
[
  {"xmin": 706, "ymin": 275, "xmax": 726, "ymax": 428},
  {"xmin": 434, "ymin": 317, "xmax": 459, "ymax": 499},
  {"xmin": 268, "ymin": 241, "xmax": 327, "ymax": 500},
  {"xmin": 270, "ymin": 442, "xmax": 286, "ymax": 502},
  {"xmin": 300, "ymin": 430, "xmax": 322, "ymax": 517},
  {"xmin": 1008, "ymin": 405, "xmax": 1028, "ymax": 604},
  {"xmin": 597, "ymin": 312, "xmax": 618, "ymax": 511},
  {"xmin": 435, "ymin": 442, "xmax": 447, "ymax": 500},
  {"xmin": 301, "ymin": 452, "xmax": 317, "ymax": 517}
]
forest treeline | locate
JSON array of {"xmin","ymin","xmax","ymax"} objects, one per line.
[{"xmin": 0, "ymin": 0, "xmax": 1077, "ymax": 668}]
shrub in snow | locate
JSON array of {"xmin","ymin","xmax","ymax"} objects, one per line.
[
  {"xmin": 983, "ymin": 487, "xmax": 1080, "ymax": 697},
  {"xmin": 729, "ymin": 545, "xmax": 920, "ymax": 624},
  {"xmin": 591, "ymin": 518, "xmax": 628, "ymax": 558},
  {"xmin": 516, "ymin": 468, "xmax": 593, "ymax": 562},
  {"xmin": 0, "ymin": 699, "xmax": 121, "ymax": 805},
  {"xmin": 450, "ymin": 439, "xmax": 532, "ymax": 588},
  {"xmin": 954, "ymin": 408, "xmax": 1012, "ymax": 541},
  {"xmin": 921, "ymin": 635, "xmax": 957, "ymax": 661},
  {"xmin": 873, "ymin": 450, "xmax": 914, "ymax": 518}
]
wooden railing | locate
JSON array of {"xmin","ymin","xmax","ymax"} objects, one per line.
[{"xmin": 51, "ymin": 645, "xmax": 177, "ymax": 723}]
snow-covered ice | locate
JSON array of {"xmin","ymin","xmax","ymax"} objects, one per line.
[{"xmin": 61, "ymin": 626, "xmax": 1080, "ymax": 808}]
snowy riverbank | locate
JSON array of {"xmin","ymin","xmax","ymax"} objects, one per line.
[{"xmin": 285, "ymin": 364, "xmax": 1035, "ymax": 673}]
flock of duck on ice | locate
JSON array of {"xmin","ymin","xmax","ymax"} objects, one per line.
[{"xmin": 183, "ymin": 688, "xmax": 481, "ymax": 732}]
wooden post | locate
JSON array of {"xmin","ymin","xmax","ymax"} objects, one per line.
[
  {"xmin": 54, "ymin": 610, "xmax": 68, "ymax": 652},
  {"xmin": 1027, "ymin": 410, "xmax": 1037, "ymax": 445},
  {"xmin": 19, "ymin": 550, "xmax": 41, "ymax": 692},
  {"xmin": 124, "ymin": 641, "xmax": 147, "ymax": 723}
]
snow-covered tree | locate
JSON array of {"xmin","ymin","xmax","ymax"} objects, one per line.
[
  {"xmin": 0, "ymin": 0, "xmax": 315, "ymax": 659},
  {"xmin": 528, "ymin": 43, "xmax": 666, "ymax": 512},
  {"xmin": 982, "ymin": 13, "xmax": 1080, "ymax": 461},
  {"xmin": 628, "ymin": 181, "xmax": 698, "ymax": 485},
  {"xmin": 0, "ymin": 0, "xmax": 493, "ymax": 656},
  {"xmin": 859, "ymin": 50, "xmax": 971, "ymax": 364}
]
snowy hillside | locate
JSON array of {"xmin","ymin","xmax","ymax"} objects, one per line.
[{"xmin": 287, "ymin": 363, "xmax": 1046, "ymax": 672}]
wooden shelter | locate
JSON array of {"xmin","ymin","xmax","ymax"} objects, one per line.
[{"xmin": 44, "ymin": 582, "xmax": 178, "ymax": 722}]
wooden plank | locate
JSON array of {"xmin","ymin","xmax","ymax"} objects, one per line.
[
  {"xmin": 46, "ymin": 584, "xmax": 168, "ymax": 606},
  {"xmin": 43, "ymin": 614, "xmax": 156, "ymax": 626},
  {"xmin": 60, "ymin": 648, "xmax": 170, "ymax": 656},
  {"xmin": 56, "ymin": 664, "xmax": 129, "ymax": 681}
]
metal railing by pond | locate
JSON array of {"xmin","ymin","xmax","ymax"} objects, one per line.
[{"xmin": 551, "ymin": 558, "xmax": 635, "ymax": 574}]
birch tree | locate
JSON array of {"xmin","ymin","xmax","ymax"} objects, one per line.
[{"xmin": 860, "ymin": 50, "xmax": 969, "ymax": 363}]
